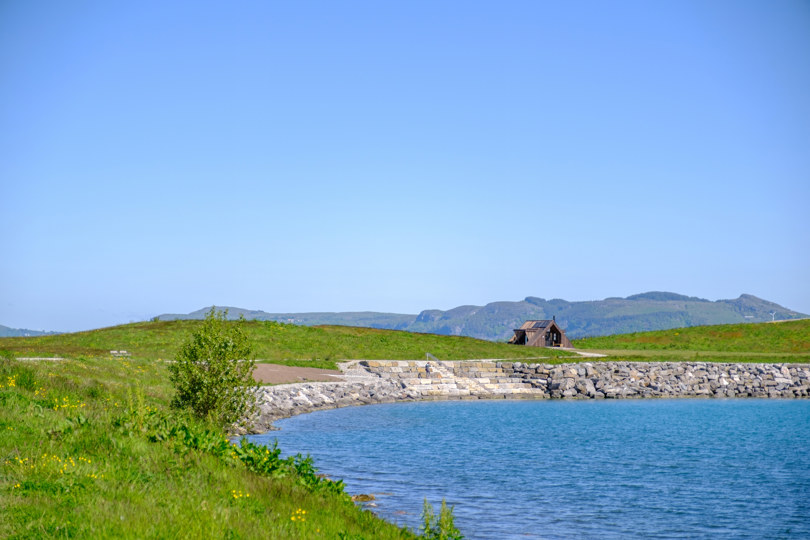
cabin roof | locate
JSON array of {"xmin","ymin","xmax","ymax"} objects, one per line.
[{"xmin": 516, "ymin": 319, "xmax": 554, "ymax": 330}]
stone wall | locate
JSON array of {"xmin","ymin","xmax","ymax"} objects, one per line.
[{"xmin": 250, "ymin": 360, "xmax": 810, "ymax": 433}]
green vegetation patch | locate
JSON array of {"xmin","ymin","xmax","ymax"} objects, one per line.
[
  {"xmin": 574, "ymin": 319, "xmax": 810, "ymax": 354},
  {"xmin": 0, "ymin": 353, "xmax": 414, "ymax": 539}
]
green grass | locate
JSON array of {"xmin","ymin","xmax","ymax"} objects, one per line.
[
  {"xmin": 0, "ymin": 354, "xmax": 414, "ymax": 539},
  {"xmin": 573, "ymin": 319, "xmax": 810, "ymax": 363},
  {"xmin": 0, "ymin": 319, "xmax": 574, "ymax": 367},
  {"xmin": 0, "ymin": 320, "xmax": 572, "ymax": 539},
  {"xmin": 574, "ymin": 351, "xmax": 810, "ymax": 364}
]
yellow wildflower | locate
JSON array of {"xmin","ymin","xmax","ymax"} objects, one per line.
[{"xmin": 231, "ymin": 489, "xmax": 250, "ymax": 499}]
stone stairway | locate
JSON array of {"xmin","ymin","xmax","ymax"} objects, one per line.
[{"xmin": 359, "ymin": 360, "xmax": 548, "ymax": 398}]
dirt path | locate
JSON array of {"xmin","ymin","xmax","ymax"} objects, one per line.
[{"xmin": 252, "ymin": 363, "xmax": 344, "ymax": 384}]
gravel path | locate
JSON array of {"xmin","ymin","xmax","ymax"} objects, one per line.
[{"xmin": 252, "ymin": 363, "xmax": 344, "ymax": 384}]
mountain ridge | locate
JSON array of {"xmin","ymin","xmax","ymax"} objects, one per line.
[
  {"xmin": 155, "ymin": 292, "xmax": 807, "ymax": 341},
  {"xmin": 0, "ymin": 325, "xmax": 60, "ymax": 338}
]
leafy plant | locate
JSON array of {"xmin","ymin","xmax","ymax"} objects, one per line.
[
  {"xmin": 421, "ymin": 498, "xmax": 463, "ymax": 540},
  {"xmin": 168, "ymin": 308, "xmax": 258, "ymax": 428},
  {"xmin": 112, "ymin": 402, "xmax": 347, "ymax": 497}
]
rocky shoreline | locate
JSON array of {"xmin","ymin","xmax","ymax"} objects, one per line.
[{"xmin": 249, "ymin": 360, "xmax": 810, "ymax": 433}]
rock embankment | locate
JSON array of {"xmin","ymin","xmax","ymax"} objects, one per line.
[{"xmin": 250, "ymin": 360, "xmax": 810, "ymax": 432}]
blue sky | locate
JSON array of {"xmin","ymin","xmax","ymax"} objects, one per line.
[{"xmin": 2, "ymin": 0, "xmax": 809, "ymax": 332}]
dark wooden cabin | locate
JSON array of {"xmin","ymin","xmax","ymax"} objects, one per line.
[{"xmin": 509, "ymin": 319, "xmax": 572, "ymax": 348}]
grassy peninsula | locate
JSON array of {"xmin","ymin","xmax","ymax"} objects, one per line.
[{"xmin": 0, "ymin": 321, "xmax": 570, "ymax": 538}]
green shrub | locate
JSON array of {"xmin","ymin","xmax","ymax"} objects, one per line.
[
  {"xmin": 421, "ymin": 498, "xmax": 463, "ymax": 540},
  {"xmin": 112, "ymin": 402, "xmax": 347, "ymax": 498},
  {"xmin": 168, "ymin": 308, "xmax": 258, "ymax": 429}
]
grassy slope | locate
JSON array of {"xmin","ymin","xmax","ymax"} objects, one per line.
[
  {"xmin": 0, "ymin": 354, "xmax": 412, "ymax": 539},
  {"xmin": 0, "ymin": 320, "xmax": 573, "ymax": 365},
  {"xmin": 0, "ymin": 321, "xmax": 572, "ymax": 539},
  {"xmin": 573, "ymin": 319, "xmax": 810, "ymax": 363}
]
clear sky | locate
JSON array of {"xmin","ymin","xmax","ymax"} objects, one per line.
[{"xmin": 2, "ymin": 0, "xmax": 809, "ymax": 332}]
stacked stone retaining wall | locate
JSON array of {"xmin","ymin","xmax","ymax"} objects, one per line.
[{"xmin": 250, "ymin": 361, "xmax": 810, "ymax": 433}]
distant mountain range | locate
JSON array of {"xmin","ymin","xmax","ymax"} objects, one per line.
[
  {"xmin": 0, "ymin": 325, "xmax": 60, "ymax": 338},
  {"xmin": 156, "ymin": 292, "xmax": 807, "ymax": 341}
]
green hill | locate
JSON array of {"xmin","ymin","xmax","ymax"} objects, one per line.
[
  {"xmin": 0, "ymin": 319, "xmax": 573, "ymax": 366},
  {"xmin": 7, "ymin": 317, "xmax": 807, "ymax": 367},
  {"xmin": 574, "ymin": 319, "xmax": 810, "ymax": 355}
]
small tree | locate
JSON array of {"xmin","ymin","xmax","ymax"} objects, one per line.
[{"xmin": 169, "ymin": 308, "xmax": 258, "ymax": 428}]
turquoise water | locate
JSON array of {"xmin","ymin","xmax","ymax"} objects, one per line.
[{"xmin": 247, "ymin": 400, "xmax": 810, "ymax": 539}]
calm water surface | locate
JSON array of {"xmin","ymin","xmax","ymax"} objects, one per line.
[{"xmin": 247, "ymin": 400, "xmax": 810, "ymax": 539}]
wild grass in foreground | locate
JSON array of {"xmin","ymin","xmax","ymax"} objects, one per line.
[{"xmin": 0, "ymin": 354, "xmax": 416, "ymax": 539}]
